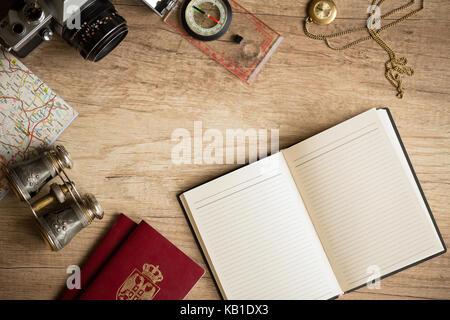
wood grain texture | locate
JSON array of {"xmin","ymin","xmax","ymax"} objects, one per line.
[{"xmin": 0, "ymin": 0, "xmax": 448, "ymax": 300}]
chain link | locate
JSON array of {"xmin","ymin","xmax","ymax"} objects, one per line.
[{"xmin": 304, "ymin": 0, "xmax": 424, "ymax": 98}]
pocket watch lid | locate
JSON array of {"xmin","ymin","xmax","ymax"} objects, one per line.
[{"xmin": 308, "ymin": 0, "xmax": 337, "ymax": 25}]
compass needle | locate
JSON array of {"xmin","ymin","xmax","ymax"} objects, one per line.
[{"xmin": 182, "ymin": 0, "xmax": 232, "ymax": 41}]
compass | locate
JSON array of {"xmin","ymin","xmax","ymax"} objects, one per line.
[
  {"xmin": 308, "ymin": 0, "xmax": 337, "ymax": 25},
  {"xmin": 181, "ymin": 0, "xmax": 233, "ymax": 41}
]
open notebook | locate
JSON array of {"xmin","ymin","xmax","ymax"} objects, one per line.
[{"xmin": 179, "ymin": 108, "xmax": 446, "ymax": 300}]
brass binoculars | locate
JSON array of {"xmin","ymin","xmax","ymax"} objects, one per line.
[{"xmin": 4, "ymin": 145, "xmax": 103, "ymax": 251}]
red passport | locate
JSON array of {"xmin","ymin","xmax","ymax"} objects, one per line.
[
  {"xmin": 60, "ymin": 214, "xmax": 137, "ymax": 300},
  {"xmin": 78, "ymin": 220, "xmax": 205, "ymax": 300}
]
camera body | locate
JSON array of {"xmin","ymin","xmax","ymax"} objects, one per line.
[{"xmin": 0, "ymin": 0, "xmax": 128, "ymax": 62}]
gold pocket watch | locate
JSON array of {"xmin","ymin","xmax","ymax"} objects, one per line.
[{"xmin": 308, "ymin": 0, "xmax": 337, "ymax": 25}]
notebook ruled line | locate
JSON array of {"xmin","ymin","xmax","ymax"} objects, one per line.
[
  {"xmin": 292, "ymin": 122, "xmax": 377, "ymax": 163},
  {"xmin": 195, "ymin": 173, "xmax": 282, "ymax": 210},
  {"xmin": 295, "ymin": 127, "xmax": 379, "ymax": 168}
]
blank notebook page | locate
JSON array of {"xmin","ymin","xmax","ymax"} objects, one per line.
[
  {"xmin": 283, "ymin": 109, "xmax": 445, "ymax": 291},
  {"xmin": 181, "ymin": 153, "xmax": 342, "ymax": 299}
]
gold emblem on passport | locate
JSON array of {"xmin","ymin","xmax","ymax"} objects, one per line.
[
  {"xmin": 116, "ymin": 264, "xmax": 164, "ymax": 300},
  {"xmin": 308, "ymin": 0, "xmax": 337, "ymax": 25}
]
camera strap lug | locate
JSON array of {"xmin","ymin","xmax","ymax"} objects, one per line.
[{"xmin": 142, "ymin": 0, "xmax": 180, "ymax": 19}]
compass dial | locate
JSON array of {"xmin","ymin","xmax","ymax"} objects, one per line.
[{"xmin": 181, "ymin": 0, "xmax": 232, "ymax": 41}]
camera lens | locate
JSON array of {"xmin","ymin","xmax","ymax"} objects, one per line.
[
  {"xmin": 24, "ymin": 2, "xmax": 44, "ymax": 22},
  {"xmin": 62, "ymin": 0, "xmax": 128, "ymax": 62}
]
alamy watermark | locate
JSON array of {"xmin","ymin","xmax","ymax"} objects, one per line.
[
  {"xmin": 66, "ymin": 5, "xmax": 82, "ymax": 30},
  {"xmin": 66, "ymin": 265, "xmax": 81, "ymax": 290},
  {"xmin": 171, "ymin": 121, "xmax": 279, "ymax": 165},
  {"xmin": 366, "ymin": 265, "xmax": 382, "ymax": 289},
  {"xmin": 367, "ymin": 5, "xmax": 382, "ymax": 31}
]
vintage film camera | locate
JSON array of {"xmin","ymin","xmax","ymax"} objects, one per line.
[
  {"xmin": 4, "ymin": 145, "xmax": 104, "ymax": 251},
  {"xmin": 0, "ymin": 0, "xmax": 128, "ymax": 61}
]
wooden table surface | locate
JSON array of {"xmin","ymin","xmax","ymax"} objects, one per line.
[{"xmin": 0, "ymin": 0, "xmax": 448, "ymax": 300}]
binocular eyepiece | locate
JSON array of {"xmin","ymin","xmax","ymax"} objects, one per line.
[{"xmin": 4, "ymin": 145, "xmax": 103, "ymax": 251}]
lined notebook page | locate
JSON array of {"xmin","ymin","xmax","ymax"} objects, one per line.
[
  {"xmin": 283, "ymin": 109, "xmax": 445, "ymax": 291},
  {"xmin": 181, "ymin": 153, "xmax": 342, "ymax": 299}
]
